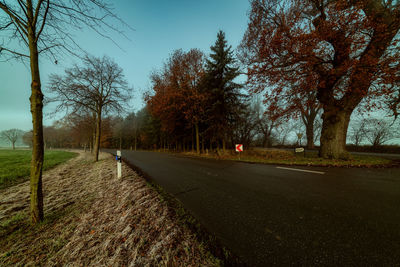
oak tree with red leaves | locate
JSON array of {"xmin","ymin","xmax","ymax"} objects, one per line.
[{"xmin": 240, "ymin": 0, "xmax": 400, "ymax": 159}]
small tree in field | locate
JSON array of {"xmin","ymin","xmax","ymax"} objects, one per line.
[
  {"xmin": 241, "ymin": 0, "xmax": 400, "ymax": 159},
  {"xmin": 48, "ymin": 55, "xmax": 132, "ymax": 162},
  {"xmin": 0, "ymin": 129, "xmax": 24, "ymax": 149}
]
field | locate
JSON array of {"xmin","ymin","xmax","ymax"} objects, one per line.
[{"xmin": 0, "ymin": 150, "xmax": 77, "ymax": 189}]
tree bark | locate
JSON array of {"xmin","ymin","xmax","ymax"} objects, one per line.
[
  {"xmin": 305, "ymin": 124, "xmax": 314, "ymax": 150},
  {"xmin": 195, "ymin": 123, "xmax": 200, "ymax": 154},
  {"xmin": 319, "ymin": 108, "xmax": 352, "ymax": 159},
  {"xmin": 93, "ymin": 109, "xmax": 102, "ymax": 162},
  {"xmin": 28, "ymin": 34, "xmax": 44, "ymax": 224}
]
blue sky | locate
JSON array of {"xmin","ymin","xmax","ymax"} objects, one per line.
[{"xmin": 0, "ymin": 0, "xmax": 250, "ymax": 132}]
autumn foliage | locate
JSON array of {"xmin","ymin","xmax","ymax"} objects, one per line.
[
  {"xmin": 240, "ymin": 0, "xmax": 400, "ymax": 158},
  {"xmin": 146, "ymin": 49, "xmax": 206, "ymax": 152}
]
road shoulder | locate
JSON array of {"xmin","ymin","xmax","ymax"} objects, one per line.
[{"xmin": 0, "ymin": 151, "xmax": 222, "ymax": 266}]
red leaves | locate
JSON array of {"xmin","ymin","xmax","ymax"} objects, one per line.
[
  {"xmin": 147, "ymin": 49, "xmax": 207, "ymax": 137},
  {"xmin": 240, "ymin": 0, "xmax": 400, "ymax": 116}
]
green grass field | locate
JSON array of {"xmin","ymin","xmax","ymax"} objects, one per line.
[{"xmin": 0, "ymin": 150, "xmax": 77, "ymax": 189}]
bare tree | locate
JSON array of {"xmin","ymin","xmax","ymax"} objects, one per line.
[
  {"xmin": 349, "ymin": 119, "xmax": 367, "ymax": 146},
  {"xmin": 275, "ymin": 120, "xmax": 296, "ymax": 146},
  {"xmin": 0, "ymin": 0, "xmax": 130, "ymax": 224},
  {"xmin": 0, "ymin": 129, "xmax": 24, "ymax": 149},
  {"xmin": 48, "ymin": 55, "xmax": 132, "ymax": 161},
  {"xmin": 364, "ymin": 118, "xmax": 396, "ymax": 147}
]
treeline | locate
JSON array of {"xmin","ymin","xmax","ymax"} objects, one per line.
[
  {"xmin": 15, "ymin": 30, "xmax": 399, "ymax": 153},
  {"xmin": 145, "ymin": 31, "xmax": 247, "ymax": 153}
]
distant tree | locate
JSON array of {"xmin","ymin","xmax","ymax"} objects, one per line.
[
  {"xmin": 65, "ymin": 113, "xmax": 95, "ymax": 151},
  {"xmin": 275, "ymin": 121, "xmax": 295, "ymax": 146},
  {"xmin": 203, "ymin": 30, "xmax": 244, "ymax": 152},
  {"xmin": 48, "ymin": 55, "xmax": 132, "ymax": 161},
  {"xmin": 363, "ymin": 118, "xmax": 396, "ymax": 147},
  {"xmin": 241, "ymin": 0, "xmax": 400, "ymax": 159},
  {"xmin": 22, "ymin": 130, "xmax": 33, "ymax": 147},
  {"xmin": 0, "ymin": 129, "xmax": 24, "ymax": 149},
  {"xmin": 0, "ymin": 0, "xmax": 129, "ymax": 224},
  {"xmin": 231, "ymin": 100, "xmax": 259, "ymax": 148},
  {"xmin": 138, "ymin": 106, "xmax": 161, "ymax": 150},
  {"xmin": 349, "ymin": 118, "xmax": 367, "ymax": 146}
]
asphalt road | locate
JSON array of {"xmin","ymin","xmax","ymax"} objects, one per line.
[{"xmin": 111, "ymin": 150, "xmax": 400, "ymax": 266}]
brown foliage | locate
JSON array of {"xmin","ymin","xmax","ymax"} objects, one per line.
[
  {"xmin": 241, "ymin": 0, "xmax": 400, "ymax": 158},
  {"xmin": 146, "ymin": 49, "xmax": 207, "ymax": 141}
]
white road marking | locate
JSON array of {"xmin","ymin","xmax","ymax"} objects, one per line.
[{"xmin": 276, "ymin": 166, "xmax": 325, "ymax": 175}]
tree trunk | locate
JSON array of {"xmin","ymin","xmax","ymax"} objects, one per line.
[
  {"xmin": 305, "ymin": 122, "xmax": 314, "ymax": 150},
  {"xmin": 319, "ymin": 108, "xmax": 352, "ymax": 159},
  {"xmin": 93, "ymin": 109, "xmax": 102, "ymax": 162},
  {"xmin": 12, "ymin": 141, "xmax": 15, "ymax": 150},
  {"xmin": 28, "ymin": 37, "xmax": 44, "ymax": 224},
  {"xmin": 201, "ymin": 135, "xmax": 204, "ymax": 154},
  {"xmin": 191, "ymin": 127, "xmax": 194, "ymax": 152},
  {"xmin": 222, "ymin": 139, "xmax": 226, "ymax": 153},
  {"xmin": 195, "ymin": 123, "xmax": 200, "ymax": 154}
]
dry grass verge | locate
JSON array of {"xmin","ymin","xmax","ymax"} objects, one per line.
[
  {"xmin": 0, "ymin": 151, "xmax": 221, "ymax": 266},
  {"xmin": 178, "ymin": 149, "xmax": 394, "ymax": 167}
]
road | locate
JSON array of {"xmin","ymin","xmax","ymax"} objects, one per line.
[{"xmin": 112, "ymin": 150, "xmax": 400, "ymax": 266}]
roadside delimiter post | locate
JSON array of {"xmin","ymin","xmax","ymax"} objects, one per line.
[{"xmin": 116, "ymin": 150, "xmax": 122, "ymax": 178}]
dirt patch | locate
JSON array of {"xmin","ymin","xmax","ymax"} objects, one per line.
[{"xmin": 0, "ymin": 151, "xmax": 220, "ymax": 266}]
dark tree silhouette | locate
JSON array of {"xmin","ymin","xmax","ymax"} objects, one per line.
[{"xmin": 203, "ymin": 30, "xmax": 244, "ymax": 152}]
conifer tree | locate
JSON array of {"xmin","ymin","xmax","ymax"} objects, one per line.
[{"xmin": 203, "ymin": 30, "xmax": 244, "ymax": 151}]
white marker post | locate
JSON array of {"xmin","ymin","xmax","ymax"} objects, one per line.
[{"xmin": 116, "ymin": 150, "xmax": 122, "ymax": 179}]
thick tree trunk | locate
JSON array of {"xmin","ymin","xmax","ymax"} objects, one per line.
[
  {"xmin": 93, "ymin": 109, "xmax": 102, "ymax": 162},
  {"xmin": 12, "ymin": 142, "xmax": 15, "ymax": 150},
  {"xmin": 29, "ymin": 43, "xmax": 44, "ymax": 224},
  {"xmin": 305, "ymin": 123, "xmax": 314, "ymax": 150},
  {"xmin": 195, "ymin": 123, "xmax": 200, "ymax": 154},
  {"xmin": 319, "ymin": 108, "xmax": 352, "ymax": 159}
]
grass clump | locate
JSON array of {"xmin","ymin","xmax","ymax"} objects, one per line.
[{"xmin": 0, "ymin": 149, "xmax": 77, "ymax": 189}]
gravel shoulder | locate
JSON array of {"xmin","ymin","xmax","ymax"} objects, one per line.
[{"xmin": 0, "ymin": 151, "xmax": 220, "ymax": 266}]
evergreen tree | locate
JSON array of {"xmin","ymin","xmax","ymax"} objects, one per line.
[{"xmin": 203, "ymin": 30, "xmax": 244, "ymax": 151}]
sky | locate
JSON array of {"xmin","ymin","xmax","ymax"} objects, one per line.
[{"xmin": 0, "ymin": 0, "xmax": 250, "ymax": 132}]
